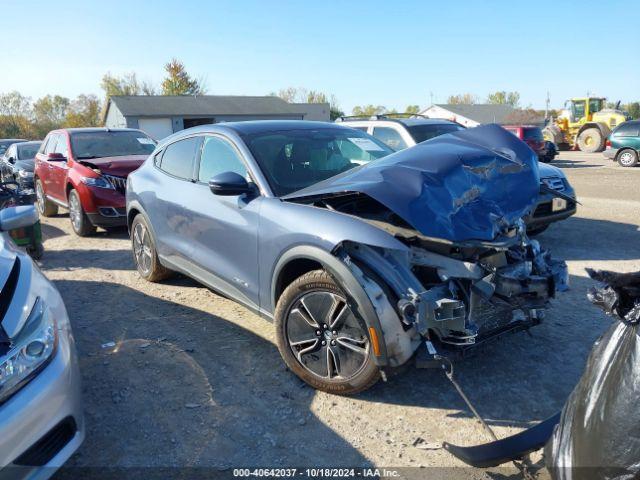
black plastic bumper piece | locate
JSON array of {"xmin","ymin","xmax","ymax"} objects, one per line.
[
  {"xmin": 86, "ymin": 212, "xmax": 127, "ymax": 228},
  {"xmin": 442, "ymin": 412, "xmax": 560, "ymax": 468}
]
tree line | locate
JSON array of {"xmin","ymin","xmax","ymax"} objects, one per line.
[
  {"xmin": 0, "ymin": 58, "xmax": 206, "ymax": 139},
  {"xmin": 3, "ymin": 70, "xmax": 638, "ymax": 139}
]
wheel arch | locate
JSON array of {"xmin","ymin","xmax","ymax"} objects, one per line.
[
  {"xmin": 271, "ymin": 244, "xmax": 390, "ymax": 366},
  {"xmin": 126, "ymin": 200, "xmax": 161, "ymax": 245}
]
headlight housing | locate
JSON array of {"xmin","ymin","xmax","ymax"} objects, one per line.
[
  {"xmin": 80, "ymin": 176, "xmax": 114, "ymax": 189},
  {"xmin": 17, "ymin": 169, "xmax": 34, "ymax": 179},
  {"xmin": 0, "ymin": 298, "xmax": 57, "ymax": 403}
]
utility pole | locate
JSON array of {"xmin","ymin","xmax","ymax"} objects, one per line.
[
  {"xmin": 430, "ymin": 91, "xmax": 434, "ymax": 106},
  {"xmin": 545, "ymin": 91, "xmax": 550, "ymax": 122}
]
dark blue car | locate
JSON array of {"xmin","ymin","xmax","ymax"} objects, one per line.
[{"xmin": 126, "ymin": 121, "xmax": 567, "ymax": 394}]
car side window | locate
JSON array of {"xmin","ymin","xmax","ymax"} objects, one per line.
[
  {"xmin": 197, "ymin": 136, "xmax": 247, "ymax": 183},
  {"xmin": 159, "ymin": 136, "xmax": 202, "ymax": 180},
  {"xmin": 372, "ymin": 127, "xmax": 407, "ymax": 151},
  {"xmin": 614, "ymin": 123, "xmax": 639, "ymax": 137},
  {"xmin": 54, "ymin": 135, "xmax": 69, "ymax": 157},
  {"xmin": 44, "ymin": 135, "xmax": 58, "ymax": 154}
]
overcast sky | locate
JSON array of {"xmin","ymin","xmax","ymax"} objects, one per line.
[{"xmin": 2, "ymin": 0, "xmax": 638, "ymax": 112}]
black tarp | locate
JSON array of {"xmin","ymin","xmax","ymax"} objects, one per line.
[{"xmin": 545, "ymin": 269, "xmax": 640, "ymax": 480}]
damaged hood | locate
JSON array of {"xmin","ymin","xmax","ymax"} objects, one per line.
[
  {"xmin": 78, "ymin": 155, "xmax": 147, "ymax": 177},
  {"xmin": 285, "ymin": 124, "xmax": 540, "ymax": 242}
]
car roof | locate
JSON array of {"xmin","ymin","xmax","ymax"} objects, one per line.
[
  {"xmin": 179, "ymin": 120, "xmax": 350, "ymax": 136},
  {"xmin": 16, "ymin": 140, "xmax": 42, "ymax": 146},
  {"xmin": 337, "ymin": 116, "xmax": 459, "ymax": 128},
  {"xmin": 52, "ymin": 127, "xmax": 145, "ymax": 135},
  {"xmin": 501, "ymin": 125, "xmax": 540, "ymax": 129}
]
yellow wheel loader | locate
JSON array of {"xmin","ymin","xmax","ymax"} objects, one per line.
[{"xmin": 543, "ymin": 97, "xmax": 629, "ymax": 152}]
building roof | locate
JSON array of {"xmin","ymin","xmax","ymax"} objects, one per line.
[
  {"xmin": 108, "ymin": 95, "xmax": 305, "ymax": 117},
  {"xmin": 431, "ymin": 104, "xmax": 517, "ymax": 124}
]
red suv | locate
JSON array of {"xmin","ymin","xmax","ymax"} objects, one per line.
[
  {"xmin": 34, "ymin": 128, "xmax": 156, "ymax": 236},
  {"xmin": 503, "ymin": 125, "xmax": 545, "ymax": 156}
]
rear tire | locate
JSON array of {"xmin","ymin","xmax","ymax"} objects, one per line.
[
  {"xmin": 617, "ymin": 149, "xmax": 638, "ymax": 167},
  {"xmin": 35, "ymin": 179, "xmax": 58, "ymax": 217},
  {"xmin": 131, "ymin": 214, "xmax": 172, "ymax": 282},
  {"xmin": 274, "ymin": 269, "xmax": 380, "ymax": 395},
  {"xmin": 68, "ymin": 189, "xmax": 96, "ymax": 236},
  {"xmin": 577, "ymin": 128, "xmax": 604, "ymax": 153}
]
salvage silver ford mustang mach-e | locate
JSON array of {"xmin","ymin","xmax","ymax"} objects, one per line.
[{"xmin": 126, "ymin": 121, "xmax": 567, "ymax": 395}]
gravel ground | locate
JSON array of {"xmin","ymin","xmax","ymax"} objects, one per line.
[{"xmin": 41, "ymin": 151, "xmax": 639, "ymax": 477}]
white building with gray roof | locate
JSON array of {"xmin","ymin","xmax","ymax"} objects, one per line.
[{"xmin": 104, "ymin": 95, "xmax": 329, "ymax": 139}]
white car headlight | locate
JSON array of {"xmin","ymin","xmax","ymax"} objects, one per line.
[
  {"xmin": 80, "ymin": 176, "xmax": 114, "ymax": 189},
  {"xmin": 17, "ymin": 169, "xmax": 34, "ymax": 178},
  {"xmin": 0, "ymin": 298, "xmax": 57, "ymax": 403}
]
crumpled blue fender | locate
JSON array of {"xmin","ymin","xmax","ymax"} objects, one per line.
[{"xmin": 286, "ymin": 124, "xmax": 540, "ymax": 242}]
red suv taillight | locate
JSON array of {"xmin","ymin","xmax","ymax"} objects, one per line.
[{"xmin": 605, "ymin": 139, "xmax": 611, "ymax": 148}]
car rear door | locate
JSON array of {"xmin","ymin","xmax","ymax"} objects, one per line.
[
  {"xmin": 147, "ymin": 135, "xmax": 202, "ymax": 266},
  {"xmin": 183, "ymin": 134, "xmax": 261, "ymax": 309},
  {"xmin": 35, "ymin": 134, "xmax": 57, "ymax": 196}
]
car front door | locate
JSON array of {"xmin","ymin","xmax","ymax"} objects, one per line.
[
  {"xmin": 47, "ymin": 134, "xmax": 70, "ymax": 202},
  {"xmin": 184, "ymin": 134, "xmax": 261, "ymax": 309}
]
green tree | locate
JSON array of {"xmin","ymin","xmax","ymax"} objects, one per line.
[
  {"xmin": 405, "ymin": 105, "xmax": 420, "ymax": 114},
  {"xmin": 352, "ymin": 105, "xmax": 387, "ymax": 116},
  {"xmin": 161, "ymin": 58, "xmax": 204, "ymax": 95},
  {"xmin": 32, "ymin": 95, "xmax": 70, "ymax": 137},
  {"xmin": 627, "ymin": 102, "xmax": 640, "ymax": 119},
  {"xmin": 65, "ymin": 94, "xmax": 102, "ymax": 127},
  {"xmin": 272, "ymin": 87, "xmax": 344, "ymax": 120},
  {"xmin": 0, "ymin": 91, "xmax": 33, "ymax": 138},
  {"xmin": 486, "ymin": 91, "xmax": 520, "ymax": 108},
  {"xmin": 101, "ymin": 72, "xmax": 142, "ymax": 98},
  {"xmin": 446, "ymin": 93, "xmax": 477, "ymax": 105}
]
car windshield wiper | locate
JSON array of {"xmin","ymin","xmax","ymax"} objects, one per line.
[{"xmin": 76, "ymin": 155, "xmax": 100, "ymax": 160}]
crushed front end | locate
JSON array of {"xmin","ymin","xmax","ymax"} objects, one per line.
[
  {"xmin": 286, "ymin": 124, "xmax": 569, "ymax": 365},
  {"xmin": 338, "ymin": 219, "xmax": 568, "ymax": 365},
  {"xmin": 409, "ymin": 224, "xmax": 567, "ymax": 351}
]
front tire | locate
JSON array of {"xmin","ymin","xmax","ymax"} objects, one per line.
[
  {"xmin": 35, "ymin": 179, "xmax": 58, "ymax": 217},
  {"xmin": 617, "ymin": 149, "xmax": 638, "ymax": 167},
  {"xmin": 274, "ymin": 270, "xmax": 380, "ymax": 395},
  {"xmin": 131, "ymin": 214, "xmax": 172, "ymax": 282},
  {"xmin": 577, "ymin": 128, "xmax": 604, "ymax": 153},
  {"xmin": 68, "ymin": 189, "xmax": 96, "ymax": 236}
]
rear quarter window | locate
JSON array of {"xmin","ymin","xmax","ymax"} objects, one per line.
[{"xmin": 613, "ymin": 123, "xmax": 640, "ymax": 137}]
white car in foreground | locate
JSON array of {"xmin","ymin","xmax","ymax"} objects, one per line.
[{"xmin": 0, "ymin": 205, "xmax": 84, "ymax": 479}]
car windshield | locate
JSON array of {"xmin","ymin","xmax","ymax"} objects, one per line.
[
  {"xmin": 243, "ymin": 128, "xmax": 393, "ymax": 196},
  {"xmin": 407, "ymin": 123, "xmax": 465, "ymax": 143},
  {"xmin": 17, "ymin": 144, "xmax": 41, "ymax": 160},
  {"xmin": 70, "ymin": 131, "xmax": 156, "ymax": 159}
]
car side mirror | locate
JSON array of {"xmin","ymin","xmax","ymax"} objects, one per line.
[
  {"xmin": 208, "ymin": 171, "xmax": 252, "ymax": 196},
  {"xmin": 46, "ymin": 152, "xmax": 66, "ymax": 161},
  {"xmin": 0, "ymin": 205, "xmax": 38, "ymax": 232}
]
